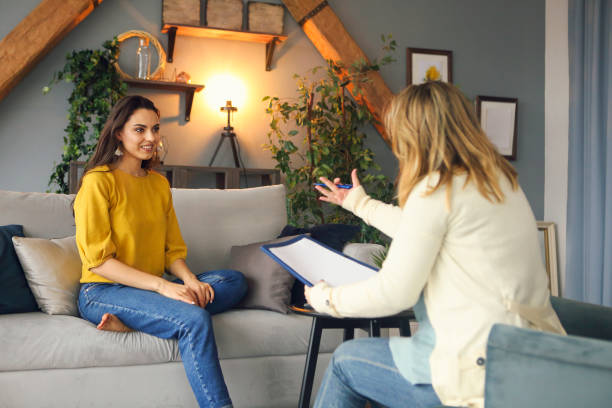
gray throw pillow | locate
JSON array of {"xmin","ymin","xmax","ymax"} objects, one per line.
[
  {"xmin": 229, "ymin": 235, "xmax": 300, "ymax": 314},
  {"xmin": 11, "ymin": 235, "xmax": 82, "ymax": 316}
]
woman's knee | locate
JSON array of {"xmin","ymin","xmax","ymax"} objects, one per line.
[
  {"xmin": 332, "ymin": 340, "xmax": 353, "ymax": 362},
  {"xmin": 220, "ymin": 269, "xmax": 248, "ymax": 297},
  {"xmin": 334, "ymin": 338, "xmax": 373, "ymax": 359},
  {"xmin": 331, "ymin": 338, "xmax": 389, "ymax": 378},
  {"xmin": 331, "ymin": 339, "xmax": 361, "ymax": 377},
  {"xmin": 182, "ymin": 306, "xmax": 212, "ymax": 330},
  {"xmin": 224, "ymin": 269, "xmax": 246, "ymax": 284}
]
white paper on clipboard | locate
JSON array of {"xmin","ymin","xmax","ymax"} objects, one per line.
[{"xmin": 262, "ymin": 236, "xmax": 377, "ymax": 287}]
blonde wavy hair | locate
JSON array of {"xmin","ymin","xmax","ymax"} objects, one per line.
[{"xmin": 385, "ymin": 81, "xmax": 518, "ymax": 207}]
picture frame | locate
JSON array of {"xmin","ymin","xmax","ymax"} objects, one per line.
[
  {"xmin": 406, "ymin": 47, "xmax": 453, "ymax": 85},
  {"xmin": 476, "ymin": 95, "xmax": 518, "ymax": 160},
  {"xmin": 537, "ymin": 221, "xmax": 560, "ymax": 297}
]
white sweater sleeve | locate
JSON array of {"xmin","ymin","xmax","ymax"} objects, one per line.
[
  {"xmin": 342, "ymin": 186, "xmax": 403, "ymax": 238},
  {"xmin": 310, "ymin": 182, "xmax": 448, "ymax": 317}
]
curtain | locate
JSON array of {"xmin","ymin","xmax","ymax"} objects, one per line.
[{"xmin": 566, "ymin": 0, "xmax": 612, "ymax": 306}]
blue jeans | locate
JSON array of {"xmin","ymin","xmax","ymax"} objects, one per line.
[
  {"xmin": 314, "ymin": 338, "xmax": 441, "ymax": 408},
  {"xmin": 78, "ymin": 270, "xmax": 247, "ymax": 408}
]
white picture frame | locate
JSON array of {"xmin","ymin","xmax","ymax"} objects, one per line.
[
  {"xmin": 406, "ymin": 47, "xmax": 453, "ymax": 85},
  {"xmin": 476, "ymin": 96, "xmax": 518, "ymax": 160}
]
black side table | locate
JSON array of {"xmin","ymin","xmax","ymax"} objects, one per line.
[{"xmin": 290, "ymin": 305, "xmax": 414, "ymax": 408}]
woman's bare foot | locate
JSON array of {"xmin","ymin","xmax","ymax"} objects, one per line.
[{"xmin": 97, "ymin": 313, "xmax": 133, "ymax": 332}]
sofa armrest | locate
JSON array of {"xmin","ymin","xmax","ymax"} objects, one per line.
[
  {"xmin": 485, "ymin": 324, "xmax": 612, "ymax": 408},
  {"xmin": 342, "ymin": 243, "xmax": 385, "ymax": 268},
  {"xmin": 551, "ymin": 296, "xmax": 612, "ymax": 341}
]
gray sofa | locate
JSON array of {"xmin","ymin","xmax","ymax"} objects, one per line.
[{"xmin": 0, "ymin": 185, "xmax": 376, "ymax": 408}]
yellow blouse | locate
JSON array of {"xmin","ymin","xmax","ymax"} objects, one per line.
[{"xmin": 74, "ymin": 165, "xmax": 187, "ymax": 283}]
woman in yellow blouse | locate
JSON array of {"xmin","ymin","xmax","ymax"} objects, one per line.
[{"xmin": 74, "ymin": 95, "xmax": 247, "ymax": 408}]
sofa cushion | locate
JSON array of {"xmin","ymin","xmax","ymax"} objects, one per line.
[
  {"xmin": 12, "ymin": 236, "xmax": 81, "ymax": 316},
  {"xmin": 0, "ymin": 312, "xmax": 179, "ymax": 371},
  {"xmin": 0, "ymin": 190, "xmax": 75, "ymax": 239},
  {"xmin": 171, "ymin": 185, "xmax": 287, "ymax": 273},
  {"xmin": 229, "ymin": 235, "xmax": 299, "ymax": 314},
  {"xmin": 0, "ymin": 225, "xmax": 39, "ymax": 314},
  {"xmin": 0, "ymin": 310, "xmax": 342, "ymax": 371}
]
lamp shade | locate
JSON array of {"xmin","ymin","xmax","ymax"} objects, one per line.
[{"xmin": 206, "ymin": 74, "xmax": 246, "ymax": 111}]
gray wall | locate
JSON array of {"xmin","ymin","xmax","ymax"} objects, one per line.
[{"xmin": 0, "ymin": 0, "xmax": 545, "ymax": 218}]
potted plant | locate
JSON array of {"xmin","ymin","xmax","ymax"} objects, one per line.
[
  {"xmin": 263, "ymin": 36, "xmax": 396, "ymax": 245},
  {"xmin": 44, "ymin": 38, "xmax": 126, "ymax": 193}
]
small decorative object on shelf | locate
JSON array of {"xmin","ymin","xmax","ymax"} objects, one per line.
[
  {"xmin": 206, "ymin": 0, "xmax": 244, "ymax": 30},
  {"xmin": 248, "ymin": 1, "xmax": 285, "ymax": 34},
  {"xmin": 175, "ymin": 71, "xmax": 191, "ymax": 83},
  {"xmin": 162, "ymin": 0, "xmax": 200, "ymax": 26},
  {"xmin": 137, "ymin": 37, "xmax": 151, "ymax": 80},
  {"xmin": 114, "ymin": 30, "xmax": 166, "ymax": 80}
]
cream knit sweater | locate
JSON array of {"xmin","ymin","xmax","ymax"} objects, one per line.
[{"xmin": 309, "ymin": 172, "xmax": 566, "ymax": 407}]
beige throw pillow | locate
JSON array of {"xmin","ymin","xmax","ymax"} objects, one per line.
[
  {"xmin": 11, "ymin": 235, "xmax": 82, "ymax": 316},
  {"xmin": 229, "ymin": 235, "xmax": 300, "ymax": 314}
]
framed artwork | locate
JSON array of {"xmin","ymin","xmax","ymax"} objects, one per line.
[
  {"xmin": 476, "ymin": 96, "xmax": 518, "ymax": 160},
  {"xmin": 406, "ymin": 47, "xmax": 453, "ymax": 85},
  {"xmin": 537, "ymin": 221, "xmax": 560, "ymax": 297}
]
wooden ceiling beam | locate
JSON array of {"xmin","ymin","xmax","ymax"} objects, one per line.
[
  {"xmin": 282, "ymin": 0, "xmax": 393, "ymax": 146},
  {"xmin": 0, "ymin": 0, "xmax": 103, "ymax": 102}
]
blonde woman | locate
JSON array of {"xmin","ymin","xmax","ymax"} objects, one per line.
[{"xmin": 307, "ymin": 81, "xmax": 565, "ymax": 408}]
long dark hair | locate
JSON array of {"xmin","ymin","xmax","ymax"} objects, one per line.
[{"xmin": 77, "ymin": 95, "xmax": 161, "ymax": 192}]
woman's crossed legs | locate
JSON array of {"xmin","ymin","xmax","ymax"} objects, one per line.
[
  {"xmin": 314, "ymin": 338, "xmax": 441, "ymax": 408},
  {"xmin": 78, "ymin": 270, "xmax": 247, "ymax": 408}
]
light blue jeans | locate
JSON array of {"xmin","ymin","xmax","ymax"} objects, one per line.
[
  {"xmin": 314, "ymin": 338, "xmax": 441, "ymax": 408},
  {"xmin": 78, "ymin": 270, "xmax": 247, "ymax": 408}
]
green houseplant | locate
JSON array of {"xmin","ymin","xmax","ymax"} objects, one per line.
[
  {"xmin": 44, "ymin": 38, "xmax": 126, "ymax": 193},
  {"xmin": 263, "ymin": 36, "xmax": 396, "ymax": 245}
]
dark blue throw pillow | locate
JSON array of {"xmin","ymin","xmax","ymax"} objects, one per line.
[
  {"xmin": 0, "ymin": 225, "xmax": 39, "ymax": 314},
  {"xmin": 278, "ymin": 224, "xmax": 360, "ymax": 306}
]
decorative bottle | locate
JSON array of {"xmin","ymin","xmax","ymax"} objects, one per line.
[{"xmin": 137, "ymin": 38, "xmax": 151, "ymax": 80}]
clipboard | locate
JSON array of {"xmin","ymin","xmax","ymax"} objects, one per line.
[{"xmin": 261, "ymin": 235, "xmax": 378, "ymax": 287}]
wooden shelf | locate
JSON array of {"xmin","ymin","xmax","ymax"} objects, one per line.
[
  {"xmin": 161, "ymin": 23, "xmax": 288, "ymax": 71},
  {"xmin": 124, "ymin": 79, "xmax": 204, "ymax": 122}
]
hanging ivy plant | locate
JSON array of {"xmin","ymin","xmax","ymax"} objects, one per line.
[
  {"xmin": 44, "ymin": 38, "xmax": 127, "ymax": 193},
  {"xmin": 263, "ymin": 35, "xmax": 397, "ymax": 245}
]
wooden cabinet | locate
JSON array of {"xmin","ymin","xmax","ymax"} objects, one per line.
[
  {"xmin": 69, "ymin": 161, "xmax": 280, "ymax": 193},
  {"xmin": 158, "ymin": 164, "xmax": 281, "ymax": 189}
]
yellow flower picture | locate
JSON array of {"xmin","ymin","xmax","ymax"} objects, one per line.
[
  {"xmin": 425, "ymin": 65, "xmax": 441, "ymax": 81},
  {"xmin": 407, "ymin": 47, "xmax": 452, "ymax": 85}
]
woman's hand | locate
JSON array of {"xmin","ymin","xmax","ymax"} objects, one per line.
[
  {"xmin": 164, "ymin": 259, "xmax": 213, "ymax": 307},
  {"xmin": 183, "ymin": 276, "xmax": 215, "ymax": 308},
  {"xmin": 315, "ymin": 169, "xmax": 361, "ymax": 206},
  {"xmin": 304, "ymin": 285, "xmax": 312, "ymax": 306},
  {"xmin": 304, "ymin": 280, "xmax": 326, "ymax": 307},
  {"xmin": 156, "ymin": 279, "xmax": 207, "ymax": 307}
]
